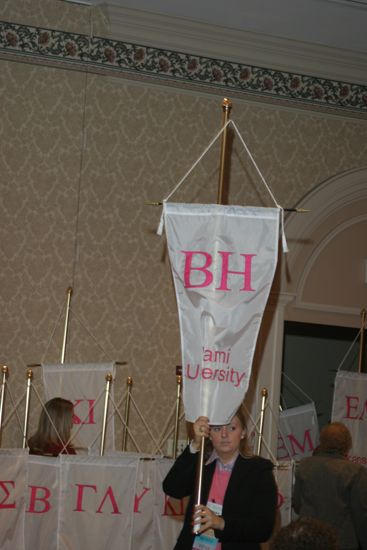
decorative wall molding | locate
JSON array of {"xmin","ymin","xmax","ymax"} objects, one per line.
[
  {"xmin": 106, "ymin": 6, "xmax": 367, "ymax": 87},
  {"xmin": 1, "ymin": 19, "xmax": 367, "ymax": 115}
]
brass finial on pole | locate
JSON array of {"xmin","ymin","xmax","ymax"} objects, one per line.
[
  {"xmin": 122, "ymin": 376, "xmax": 133, "ymax": 451},
  {"xmin": 0, "ymin": 365, "xmax": 8, "ymax": 442},
  {"xmin": 256, "ymin": 388, "xmax": 268, "ymax": 456},
  {"xmin": 358, "ymin": 308, "xmax": 366, "ymax": 373},
  {"xmin": 173, "ymin": 366, "xmax": 182, "ymax": 459},
  {"xmin": 217, "ymin": 97, "xmax": 232, "ymax": 205},
  {"xmin": 61, "ymin": 287, "xmax": 73, "ymax": 364},
  {"xmin": 22, "ymin": 368, "xmax": 33, "ymax": 449},
  {"xmin": 100, "ymin": 372, "xmax": 113, "ymax": 456}
]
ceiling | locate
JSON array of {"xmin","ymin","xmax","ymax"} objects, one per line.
[{"xmin": 73, "ymin": 0, "xmax": 367, "ymax": 54}]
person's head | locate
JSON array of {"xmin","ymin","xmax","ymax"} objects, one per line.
[
  {"xmin": 31, "ymin": 397, "xmax": 74, "ymax": 449},
  {"xmin": 319, "ymin": 421, "xmax": 352, "ymax": 456},
  {"xmin": 271, "ymin": 517, "xmax": 338, "ymax": 550},
  {"xmin": 209, "ymin": 405, "xmax": 249, "ymax": 462}
]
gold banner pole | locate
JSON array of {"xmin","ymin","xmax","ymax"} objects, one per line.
[
  {"xmin": 217, "ymin": 98, "xmax": 232, "ymax": 205},
  {"xmin": 100, "ymin": 373, "xmax": 113, "ymax": 456},
  {"xmin": 0, "ymin": 365, "xmax": 8, "ymax": 441},
  {"xmin": 193, "ymin": 98, "xmax": 232, "ymax": 534},
  {"xmin": 22, "ymin": 368, "xmax": 33, "ymax": 449},
  {"xmin": 173, "ymin": 366, "xmax": 182, "ymax": 459},
  {"xmin": 122, "ymin": 376, "xmax": 133, "ymax": 451},
  {"xmin": 256, "ymin": 388, "xmax": 268, "ymax": 456},
  {"xmin": 358, "ymin": 308, "xmax": 366, "ymax": 374},
  {"xmin": 61, "ymin": 287, "xmax": 73, "ymax": 364}
]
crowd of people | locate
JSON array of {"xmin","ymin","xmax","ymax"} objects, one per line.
[
  {"xmin": 163, "ymin": 417, "xmax": 367, "ymax": 550},
  {"xmin": 27, "ymin": 398, "xmax": 367, "ymax": 549}
]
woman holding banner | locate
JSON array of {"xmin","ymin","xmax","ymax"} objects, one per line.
[{"xmin": 163, "ymin": 406, "xmax": 277, "ymax": 550}]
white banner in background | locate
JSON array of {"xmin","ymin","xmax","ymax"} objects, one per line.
[
  {"xmin": 164, "ymin": 203, "xmax": 280, "ymax": 424},
  {"xmin": 25, "ymin": 456, "xmax": 60, "ymax": 550},
  {"xmin": 43, "ymin": 363, "xmax": 116, "ymax": 452},
  {"xmin": 58, "ymin": 455, "xmax": 138, "ymax": 550},
  {"xmin": 332, "ymin": 370, "xmax": 367, "ymax": 467},
  {"xmin": 0, "ymin": 449, "xmax": 28, "ymax": 550},
  {"xmin": 274, "ymin": 461, "xmax": 294, "ymax": 526},
  {"xmin": 277, "ymin": 403, "xmax": 319, "ymax": 461}
]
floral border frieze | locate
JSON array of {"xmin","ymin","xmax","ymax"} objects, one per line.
[{"xmin": 1, "ymin": 20, "xmax": 367, "ymax": 112}]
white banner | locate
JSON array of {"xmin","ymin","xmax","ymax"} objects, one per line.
[
  {"xmin": 164, "ymin": 203, "xmax": 280, "ymax": 423},
  {"xmin": 43, "ymin": 363, "xmax": 116, "ymax": 452},
  {"xmin": 25, "ymin": 455, "xmax": 60, "ymax": 550},
  {"xmin": 274, "ymin": 461, "xmax": 294, "ymax": 527},
  {"xmin": 58, "ymin": 455, "xmax": 138, "ymax": 550},
  {"xmin": 332, "ymin": 370, "xmax": 367, "ymax": 467},
  {"xmin": 0, "ymin": 453, "xmax": 292, "ymax": 548},
  {"xmin": 277, "ymin": 403, "xmax": 319, "ymax": 461},
  {"xmin": 0, "ymin": 449, "xmax": 28, "ymax": 550},
  {"xmin": 131, "ymin": 457, "xmax": 186, "ymax": 550}
]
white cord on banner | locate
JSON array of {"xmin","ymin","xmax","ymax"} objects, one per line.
[
  {"xmin": 267, "ymin": 402, "xmax": 296, "ymax": 464},
  {"xmin": 336, "ymin": 327, "xmax": 361, "ymax": 371},
  {"xmin": 128, "ymin": 393, "xmax": 163, "ymax": 452},
  {"xmin": 157, "ymin": 119, "xmax": 288, "ymax": 251},
  {"xmin": 243, "ymin": 403, "xmax": 277, "ymax": 462},
  {"xmin": 282, "ymin": 372, "xmax": 314, "ymax": 404},
  {"xmin": 2, "ymin": 385, "xmax": 25, "ymax": 434}
]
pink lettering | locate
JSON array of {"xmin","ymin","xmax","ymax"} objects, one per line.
[
  {"xmin": 73, "ymin": 399, "xmax": 96, "ymax": 425},
  {"xmin": 344, "ymin": 395, "xmax": 367, "ymax": 420},
  {"xmin": 27, "ymin": 486, "xmax": 51, "ymax": 514},
  {"xmin": 74, "ymin": 483, "xmax": 97, "ymax": 512},
  {"xmin": 134, "ymin": 487, "xmax": 151, "ymax": 513},
  {"xmin": 201, "ymin": 368, "xmax": 212, "ymax": 379},
  {"xmin": 277, "ymin": 492, "xmax": 284, "ymax": 509},
  {"xmin": 96, "ymin": 486, "xmax": 121, "ymax": 515},
  {"xmin": 162, "ymin": 495, "xmax": 184, "ymax": 517},
  {"xmin": 216, "ymin": 252, "xmax": 256, "ymax": 291},
  {"xmin": 182, "ymin": 251, "xmax": 213, "ymax": 288},
  {"xmin": 0, "ymin": 481, "xmax": 16, "ymax": 509},
  {"xmin": 287, "ymin": 429, "xmax": 314, "ymax": 456}
]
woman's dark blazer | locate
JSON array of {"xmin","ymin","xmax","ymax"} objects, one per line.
[{"xmin": 163, "ymin": 446, "xmax": 277, "ymax": 550}]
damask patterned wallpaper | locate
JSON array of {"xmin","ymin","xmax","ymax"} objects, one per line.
[{"xmin": 1, "ymin": 0, "xmax": 367, "ymax": 452}]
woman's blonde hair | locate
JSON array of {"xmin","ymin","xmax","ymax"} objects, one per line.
[
  {"xmin": 196, "ymin": 404, "xmax": 251, "ymax": 459},
  {"xmin": 28, "ymin": 397, "xmax": 74, "ymax": 452}
]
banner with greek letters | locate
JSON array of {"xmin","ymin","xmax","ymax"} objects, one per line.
[
  {"xmin": 131, "ymin": 457, "xmax": 185, "ymax": 550},
  {"xmin": 164, "ymin": 203, "xmax": 280, "ymax": 423},
  {"xmin": 43, "ymin": 363, "xmax": 116, "ymax": 452},
  {"xmin": 0, "ymin": 449, "xmax": 28, "ymax": 550},
  {"xmin": 274, "ymin": 461, "xmax": 294, "ymax": 526},
  {"xmin": 25, "ymin": 455, "xmax": 60, "ymax": 550},
  {"xmin": 58, "ymin": 455, "xmax": 138, "ymax": 549},
  {"xmin": 332, "ymin": 370, "xmax": 367, "ymax": 467},
  {"xmin": 277, "ymin": 403, "xmax": 319, "ymax": 461}
]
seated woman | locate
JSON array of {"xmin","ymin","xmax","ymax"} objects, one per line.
[
  {"xmin": 163, "ymin": 406, "xmax": 277, "ymax": 550},
  {"xmin": 28, "ymin": 397, "xmax": 76, "ymax": 456}
]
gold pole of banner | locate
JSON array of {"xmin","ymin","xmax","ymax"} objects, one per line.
[
  {"xmin": 173, "ymin": 366, "xmax": 182, "ymax": 459},
  {"xmin": 100, "ymin": 373, "xmax": 113, "ymax": 456},
  {"xmin": 193, "ymin": 98, "xmax": 232, "ymax": 534},
  {"xmin": 61, "ymin": 287, "xmax": 73, "ymax": 364},
  {"xmin": 122, "ymin": 376, "xmax": 133, "ymax": 451},
  {"xmin": 217, "ymin": 97, "xmax": 232, "ymax": 205},
  {"xmin": 0, "ymin": 365, "xmax": 8, "ymax": 441},
  {"xmin": 358, "ymin": 308, "xmax": 366, "ymax": 373},
  {"xmin": 256, "ymin": 388, "xmax": 268, "ymax": 456},
  {"xmin": 22, "ymin": 369, "xmax": 33, "ymax": 448}
]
